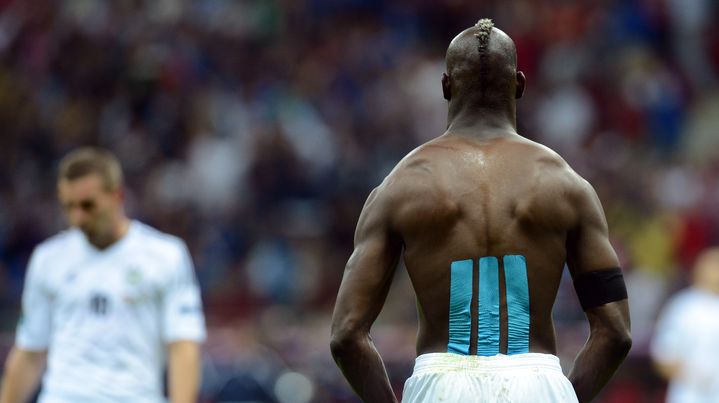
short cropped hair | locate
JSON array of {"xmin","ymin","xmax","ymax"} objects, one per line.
[{"xmin": 58, "ymin": 147, "xmax": 124, "ymax": 191}]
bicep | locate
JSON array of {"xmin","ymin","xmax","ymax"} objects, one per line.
[
  {"xmin": 332, "ymin": 189, "xmax": 402, "ymax": 336},
  {"xmin": 566, "ymin": 180, "xmax": 628, "ymax": 318},
  {"xmin": 566, "ymin": 180, "xmax": 620, "ymax": 276}
]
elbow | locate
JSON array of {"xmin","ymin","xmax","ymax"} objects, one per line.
[
  {"xmin": 608, "ymin": 329, "xmax": 633, "ymax": 357},
  {"xmin": 330, "ymin": 324, "xmax": 366, "ymax": 360},
  {"xmin": 329, "ymin": 335, "xmax": 348, "ymax": 360},
  {"xmin": 587, "ymin": 305, "xmax": 632, "ymax": 357},
  {"xmin": 591, "ymin": 323, "xmax": 632, "ymax": 358}
]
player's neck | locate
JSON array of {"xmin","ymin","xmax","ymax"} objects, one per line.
[
  {"xmin": 89, "ymin": 216, "xmax": 131, "ymax": 250},
  {"xmin": 113, "ymin": 216, "xmax": 131, "ymax": 242},
  {"xmin": 445, "ymin": 102, "xmax": 517, "ymax": 138}
]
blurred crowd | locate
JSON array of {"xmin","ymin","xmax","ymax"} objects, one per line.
[{"xmin": 0, "ymin": 0, "xmax": 718, "ymax": 401}]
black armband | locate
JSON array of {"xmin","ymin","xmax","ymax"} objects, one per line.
[{"xmin": 573, "ymin": 268, "xmax": 628, "ymax": 311}]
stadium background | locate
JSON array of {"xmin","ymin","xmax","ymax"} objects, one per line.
[{"xmin": 0, "ymin": 0, "xmax": 718, "ymax": 402}]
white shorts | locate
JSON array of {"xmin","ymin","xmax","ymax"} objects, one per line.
[{"xmin": 402, "ymin": 353, "xmax": 578, "ymax": 403}]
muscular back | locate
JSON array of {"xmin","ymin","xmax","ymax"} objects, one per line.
[
  {"xmin": 346, "ymin": 132, "xmax": 618, "ymax": 357},
  {"xmin": 331, "ymin": 21, "xmax": 630, "ymax": 402}
]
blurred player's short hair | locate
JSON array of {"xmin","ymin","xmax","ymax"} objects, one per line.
[{"xmin": 58, "ymin": 147, "xmax": 123, "ymax": 191}]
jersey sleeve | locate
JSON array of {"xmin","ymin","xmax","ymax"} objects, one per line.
[
  {"xmin": 16, "ymin": 248, "xmax": 52, "ymax": 351},
  {"xmin": 650, "ymin": 295, "xmax": 688, "ymax": 364},
  {"xmin": 161, "ymin": 241, "xmax": 206, "ymax": 343}
]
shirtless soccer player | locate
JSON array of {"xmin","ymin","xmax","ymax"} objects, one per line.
[{"xmin": 331, "ymin": 19, "xmax": 631, "ymax": 403}]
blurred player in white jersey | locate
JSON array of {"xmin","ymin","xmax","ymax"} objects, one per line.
[
  {"xmin": 651, "ymin": 248, "xmax": 719, "ymax": 403},
  {"xmin": 0, "ymin": 147, "xmax": 206, "ymax": 403}
]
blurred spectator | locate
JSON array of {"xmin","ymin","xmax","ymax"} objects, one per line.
[{"xmin": 650, "ymin": 248, "xmax": 719, "ymax": 403}]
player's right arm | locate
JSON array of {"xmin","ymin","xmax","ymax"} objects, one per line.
[
  {"xmin": 1, "ymin": 249, "xmax": 51, "ymax": 403},
  {"xmin": 331, "ymin": 184, "xmax": 403, "ymax": 403},
  {"xmin": 0, "ymin": 348, "xmax": 46, "ymax": 403},
  {"xmin": 565, "ymin": 177, "xmax": 632, "ymax": 403}
]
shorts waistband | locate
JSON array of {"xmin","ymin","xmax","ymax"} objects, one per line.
[{"xmin": 411, "ymin": 353, "xmax": 564, "ymax": 376}]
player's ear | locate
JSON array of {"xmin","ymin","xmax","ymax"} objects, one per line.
[
  {"xmin": 515, "ymin": 71, "xmax": 526, "ymax": 99},
  {"xmin": 442, "ymin": 73, "xmax": 451, "ymax": 101}
]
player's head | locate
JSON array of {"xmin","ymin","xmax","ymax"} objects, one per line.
[
  {"xmin": 442, "ymin": 19, "xmax": 525, "ymax": 111},
  {"xmin": 57, "ymin": 147, "xmax": 125, "ymax": 248},
  {"xmin": 693, "ymin": 248, "xmax": 719, "ymax": 294}
]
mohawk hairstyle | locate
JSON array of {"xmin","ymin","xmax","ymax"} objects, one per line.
[
  {"xmin": 474, "ymin": 18, "xmax": 494, "ymax": 93},
  {"xmin": 474, "ymin": 18, "xmax": 494, "ymax": 52}
]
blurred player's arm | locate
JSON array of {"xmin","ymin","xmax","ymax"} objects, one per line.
[
  {"xmin": 331, "ymin": 186, "xmax": 402, "ymax": 403},
  {"xmin": 167, "ymin": 340, "xmax": 201, "ymax": 403},
  {"xmin": 565, "ymin": 178, "xmax": 632, "ymax": 403},
  {"xmin": 653, "ymin": 360, "xmax": 680, "ymax": 380},
  {"xmin": 0, "ymin": 348, "xmax": 46, "ymax": 403},
  {"xmin": 1, "ymin": 249, "xmax": 51, "ymax": 403},
  {"xmin": 163, "ymin": 242, "xmax": 206, "ymax": 403}
]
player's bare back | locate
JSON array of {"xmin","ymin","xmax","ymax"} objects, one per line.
[{"xmin": 379, "ymin": 132, "xmax": 583, "ymax": 357}]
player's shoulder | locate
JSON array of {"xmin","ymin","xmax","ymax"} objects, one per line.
[
  {"xmin": 362, "ymin": 140, "xmax": 464, "ymax": 230},
  {"xmin": 391, "ymin": 134, "xmax": 574, "ymax": 178},
  {"xmin": 518, "ymin": 137, "xmax": 596, "ymax": 197},
  {"xmin": 129, "ymin": 222, "xmax": 196, "ymax": 278},
  {"xmin": 32, "ymin": 228, "xmax": 84, "ymax": 261},
  {"xmin": 370, "ymin": 141, "xmax": 448, "ymax": 206},
  {"xmin": 509, "ymin": 136, "xmax": 575, "ymax": 174},
  {"xmin": 658, "ymin": 288, "xmax": 709, "ymax": 325},
  {"xmin": 667, "ymin": 288, "xmax": 709, "ymax": 309},
  {"xmin": 382, "ymin": 136, "xmax": 466, "ymax": 190},
  {"xmin": 130, "ymin": 221, "xmax": 188, "ymax": 256}
]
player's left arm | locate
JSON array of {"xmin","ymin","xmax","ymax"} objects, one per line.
[
  {"xmin": 167, "ymin": 340, "xmax": 201, "ymax": 403},
  {"xmin": 565, "ymin": 177, "xmax": 632, "ymax": 403},
  {"xmin": 331, "ymin": 184, "xmax": 402, "ymax": 403},
  {"xmin": 162, "ymin": 242, "xmax": 206, "ymax": 403}
]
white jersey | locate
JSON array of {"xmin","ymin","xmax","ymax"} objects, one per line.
[
  {"xmin": 651, "ymin": 288, "xmax": 719, "ymax": 403},
  {"xmin": 16, "ymin": 221, "xmax": 206, "ymax": 403}
]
